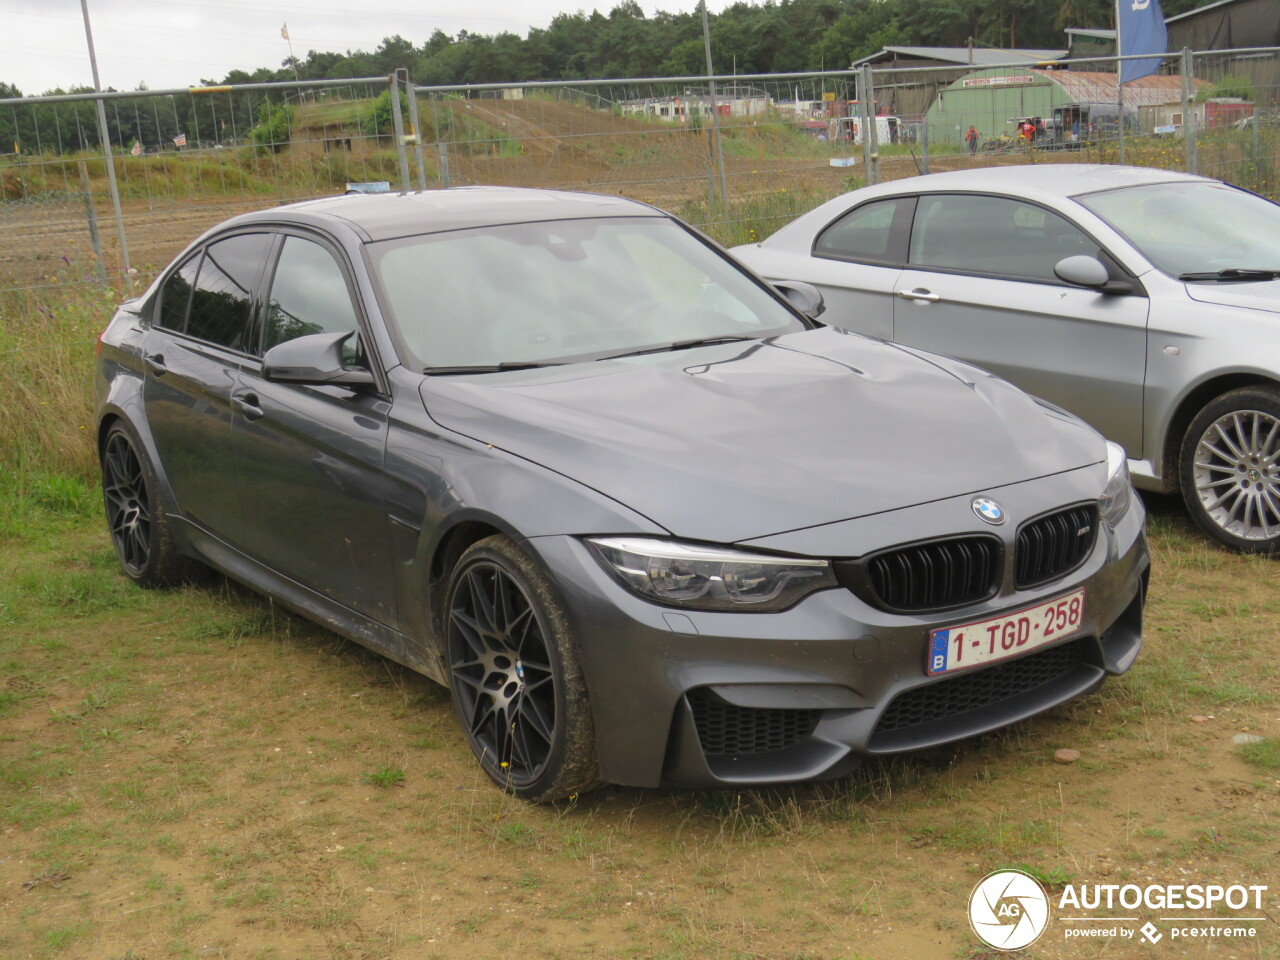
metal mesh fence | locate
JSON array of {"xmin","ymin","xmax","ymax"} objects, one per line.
[
  {"xmin": 0, "ymin": 77, "xmax": 397, "ymax": 294},
  {"xmin": 1, "ymin": 48, "xmax": 1277, "ymax": 299}
]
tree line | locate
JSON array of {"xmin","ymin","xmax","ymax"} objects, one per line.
[{"xmin": 8, "ymin": 0, "xmax": 1206, "ymax": 98}]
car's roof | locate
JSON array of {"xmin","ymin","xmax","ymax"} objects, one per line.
[
  {"xmin": 854, "ymin": 163, "xmax": 1210, "ymax": 203},
  {"xmin": 223, "ymin": 186, "xmax": 662, "ymax": 242}
]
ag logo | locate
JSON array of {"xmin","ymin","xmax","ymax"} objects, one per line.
[{"xmin": 968, "ymin": 869, "xmax": 1050, "ymax": 950}]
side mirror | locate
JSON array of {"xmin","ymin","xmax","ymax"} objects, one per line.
[
  {"xmin": 262, "ymin": 331, "xmax": 376, "ymax": 387},
  {"xmin": 771, "ymin": 280, "xmax": 826, "ymax": 320},
  {"xmin": 1054, "ymin": 255, "xmax": 1133, "ymax": 295}
]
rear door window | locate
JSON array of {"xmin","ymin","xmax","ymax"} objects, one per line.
[
  {"xmin": 157, "ymin": 254, "xmax": 200, "ymax": 332},
  {"xmin": 185, "ymin": 234, "xmax": 272, "ymax": 350},
  {"xmin": 813, "ymin": 197, "xmax": 914, "ymax": 264}
]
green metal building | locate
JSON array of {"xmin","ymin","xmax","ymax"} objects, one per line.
[{"xmin": 926, "ymin": 67, "xmax": 1187, "ymax": 146}]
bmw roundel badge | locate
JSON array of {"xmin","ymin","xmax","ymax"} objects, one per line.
[{"xmin": 972, "ymin": 497, "xmax": 1005, "ymax": 525}]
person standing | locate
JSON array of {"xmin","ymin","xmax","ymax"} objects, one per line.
[{"xmin": 965, "ymin": 125, "xmax": 979, "ymax": 154}]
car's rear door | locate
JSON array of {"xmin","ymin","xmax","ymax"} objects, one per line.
[
  {"xmin": 231, "ymin": 231, "xmax": 399, "ymax": 627},
  {"xmin": 141, "ymin": 233, "xmax": 272, "ymax": 542},
  {"xmin": 891, "ymin": 193, "xmax": 1149, "ymax": 455}
]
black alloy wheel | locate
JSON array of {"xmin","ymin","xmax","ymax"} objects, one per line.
[
  {"xmin": 100, "ymin": 422, "xmax": 193, "ymax": 587},
  {"xmin": 445, "ymin": 536, "xmax": 597, "ymax": 801},
  {"xmin": 103, "ymin": 428, "xmax": 152, "ymax": 577}
]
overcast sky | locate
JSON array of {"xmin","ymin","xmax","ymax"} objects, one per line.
[{"xmin": 2, "ymin": 0, "xmax": 744, "ymax": 95}]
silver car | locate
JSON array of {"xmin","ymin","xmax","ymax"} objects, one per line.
[{"xmin": 733, "ymin": 164, "xmax": 1280, "ymax": 554}]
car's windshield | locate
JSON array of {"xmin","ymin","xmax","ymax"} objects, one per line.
[
  {"xmin": 367, "ymin": 216, "xmax": 805, "ymax": 370},
  {"xmin": 1074, "ymin": 181, "xmax": 1280, "ymax": 278}
]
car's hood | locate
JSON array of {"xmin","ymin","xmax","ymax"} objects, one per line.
[
  {"xmin": 419, "ymin": 328, "xmax": 1103, "ymax": 544},
  {"xmin": 1184, "ymin": 278, "xmax": 1280, "ymax": 313}
]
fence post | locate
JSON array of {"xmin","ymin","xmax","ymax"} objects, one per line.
[
  {"xmin": 1181, "ymin": 47, "xmax": 1198, "ymax": 174},
  {"xmin": 388, "ymin": 74, "xmax": 412, "ymax": 193},
  {"xmin": 80, "ymin": 0, "xmax": 130, "ymax": 276},
  {"xmin": 77, "ymin": 160, "xmax": 107, "ymax": 283},
  {"xmin": 700, "ymin": 1, "xmax": 730, "ymax": 210},
  {"xmin": 428, "ymin": 93, "xmax": 452, "ymax": 188},
  {"xmin": 859, "ymin": 65, "xmax": 880, "ymax": 185},
  {"xmin": 921, "ymin": 112, "xmax": 930, "ymax": 174},
  {"xmin": 401, "ymin": 70, "xmax": 429, "ymax": 191},
  {"xmin": 1116, "ymin": 63, "xmax": 1126, "ymax": 165}
]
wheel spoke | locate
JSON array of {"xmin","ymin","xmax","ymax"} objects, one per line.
[
  {"xmin": 449, "ymin": 608, "xmax": 488, "ymax": 658},
  {"xmin": 468, "ymin": 692, "xmax": 496, "ymax": 737},
  {"xmin": 1212, "ymin": 422, "xmax": 1245, "ymax": 461},
  {"xmin": 518, "ymin": 692, "xmax": 555, "ymax": 745}
]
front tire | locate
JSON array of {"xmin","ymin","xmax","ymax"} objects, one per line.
[
  {"xmin": 101, "ymin": 421, "xmax": 195, "ymax": 587},
  {"xmin": 444, "ymin": 535, "xmax": 599, "ymax": 802},
  {"xmin": 1179, "ymin": 386, "xmax": 1280, "ymax": 554}
]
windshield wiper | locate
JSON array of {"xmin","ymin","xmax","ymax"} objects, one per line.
[
  {"xmin": 423, "ymin": 361, "xmax": 566, "ymax": 375},
  {"xmin": 1178, "ymin": 268, "xmax": 1280, "ymax": 282},
  {"xmin": 596, "ymin": 335, "xmax": 757, "ymax": 361}
]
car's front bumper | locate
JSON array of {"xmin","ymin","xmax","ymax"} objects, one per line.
[{"xmin": 524, "ymin": 468, "xmax": 1148, "ymax": 790}]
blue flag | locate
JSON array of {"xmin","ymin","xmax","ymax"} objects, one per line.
[{"xmin": 1118, "ymin": 0, "xmax": 1168, "ymax": 84}]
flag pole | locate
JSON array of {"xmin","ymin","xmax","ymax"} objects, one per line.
[{"xmin": 282, "ymin": 22, "xmax": 301, "ymax": 84}]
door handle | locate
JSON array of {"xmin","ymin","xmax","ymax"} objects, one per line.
[
  {"xmin": 143, "ymin": 352, "xmax": 166, "ymax": 375},
  {"xmin": 897, "ymin": 288, "xmax": 940, "ymax": 303},
  {"xmin": 231, "ymin": 393, "xmax": 264, "ymax": 422}
]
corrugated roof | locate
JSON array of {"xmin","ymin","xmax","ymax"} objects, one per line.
[
  {"xmin": 1165, "ymin": 0, "xmax": 1243, "ymax": 24},
  {"xmin": 853, "ymin": 46, "xmax": 1068, "ymax": 68},
  {"xmin": 1065, "ymin": 28, "xmax": 1116, "ymax": 38},
  {"xmin": 1031, "ymin": 69, "xmax": 1206, "ymax": 106}
]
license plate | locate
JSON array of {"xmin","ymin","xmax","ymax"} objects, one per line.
[{"xmin": 926, "ymin": 588, "xmax": 1085, "ymax": 676}]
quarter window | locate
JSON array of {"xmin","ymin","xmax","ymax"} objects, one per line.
[
  {"xmin": 264, "ymin": 236, "xmax": 361, "ymax": 357},
  {"xmin": 910, "ymin": 195, "xmax": 1097, "ymax": 281},
  {"xmin": 185, "ymin": 234, "xmax": 271, "ymax": 350}
]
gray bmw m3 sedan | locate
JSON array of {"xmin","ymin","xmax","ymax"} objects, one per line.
[{"xmin": 95, "ymin": 187, "xmax": 1149, "ymax": 801}]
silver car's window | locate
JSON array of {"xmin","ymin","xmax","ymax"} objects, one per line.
[
  {"xmin": 814, "ymin": 197, "xmax": 911, "ymax": 264},
  {"xmin": 369, "ymin": 216, "xmax": 803, "ymax": 368},
  {"xmin": 910, "ymin": 194, "xmax": 1096, "ymax": 282},
  {"xmin": 1075, "ymin": 181, "xmax": 1280, "ymax": 277},
  {"xmin": 263, "ymin": 236, "xmax": 361, "ymax": 358}
]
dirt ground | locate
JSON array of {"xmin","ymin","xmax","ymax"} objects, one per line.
[{"xmin": 0, "ymin": 92, "xmax": 1059, "ymax": 292}]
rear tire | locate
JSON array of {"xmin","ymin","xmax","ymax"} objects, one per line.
[
  {"xmin": 101, "ymin": 421, "xmax": 197, "ymax": 587},
  {"xmin": 444, "ymin": 535, "xmax": 599, "ymax": 802},
  {"xmin": 1179, "ymin": 386, "xmax": 1280, "ymax": 555}
]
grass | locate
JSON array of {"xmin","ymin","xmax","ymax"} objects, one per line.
[{"xmin": 2, "ymin": 149, "xmax": 1280, "ymax": 957}]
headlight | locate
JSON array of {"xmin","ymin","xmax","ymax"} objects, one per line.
[
  {"xmin": 1098, "ymin": 441, "xmax": 1133, "ymax": 526},
  {"xmin": 586, "ymin": 537, "xmax": 838, "ymax": 612}
]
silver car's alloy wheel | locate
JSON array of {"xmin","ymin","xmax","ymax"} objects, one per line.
[{"xmin": 1183, "ymin": 388, "xmax": 1280, "ymax": 553}]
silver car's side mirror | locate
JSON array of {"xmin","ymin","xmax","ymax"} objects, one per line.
[
  {"xmin": 262, "ymin": 331, "xmax": 376, "ymax": 387},
  {"xmin": 1054, "ymin": 255, "xmax": 1112, "ymax": 290},
  {"xmin": 771, "ymin": 280, "xmax": 826, "ymax": 320}
]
